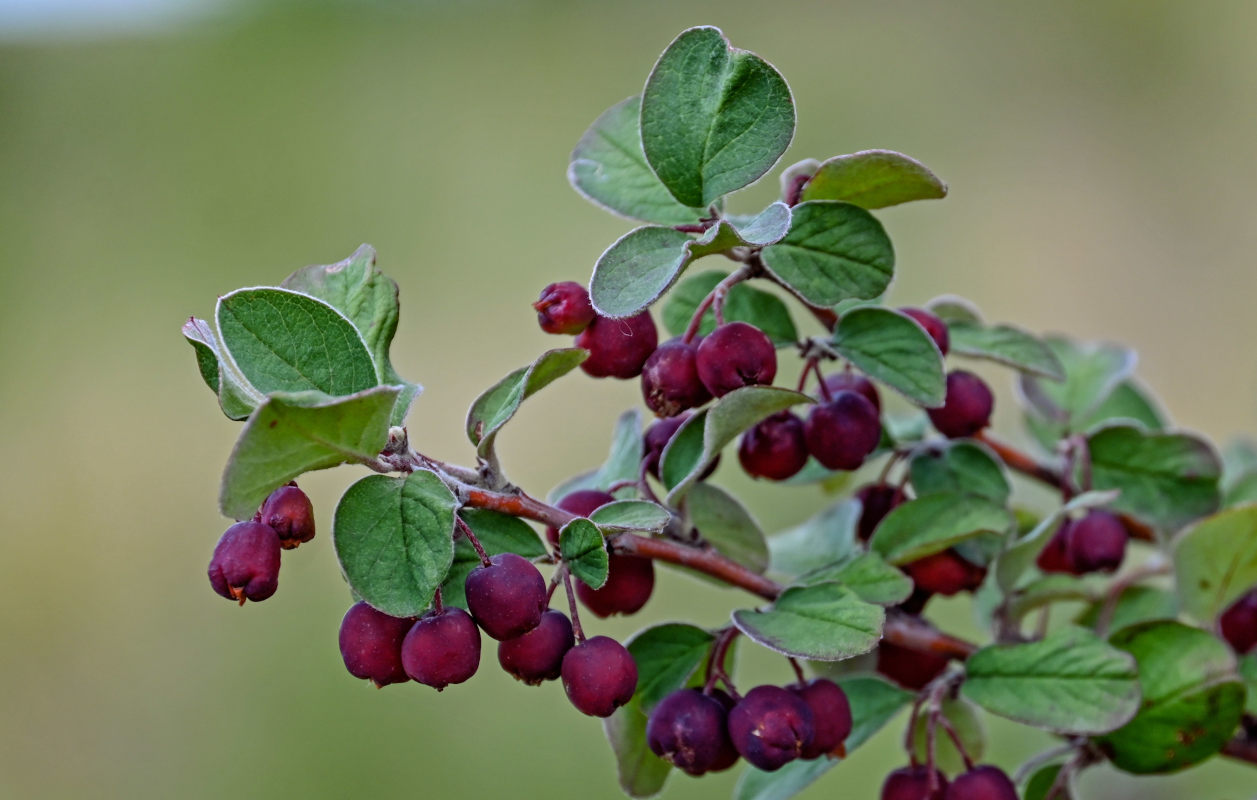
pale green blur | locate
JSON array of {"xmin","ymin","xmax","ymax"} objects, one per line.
[{"xmin": 2, "ymin": 1, "xmax": 1257, "ymax": 797}]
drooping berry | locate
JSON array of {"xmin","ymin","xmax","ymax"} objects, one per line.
[
  {"xmin": 576, "ymin": 311, "xmax": 658, "ymax": 379},
  {"xmin": 1064, "ymin": 510, "xmax": 1128, "ymax": 574},
  {"xmin": 877, "ymin": 641, "xmax": 950, "ymax": 691},
  {"xmin": 647, "ymin": 689, "xmax": 735, "ymax": 776},
  {"xmin": 882, "ymin": 765, "xmax": 950, "ymax": 800},
  {"xmin": 944, "ymin": 765, "xmax": 1017, "ymax": 800},
  {"xmin": 804, "ymin": 390, "xmax": 882, "ymax": 471},
  {"xmin": 927, "ymin": 370, "xmax": 993, "ymax": 439},
  {"xmin": 534, "ymin": 281, "xmax": 595, "ymax": 335},
  {"xmin": 856, "ymin": 483, "xmax": 906, "ymax": 541},
  {"xmin": 561, "ymin": 635, "xmax": 639, "ymax": 717},
  {"xmin": 695, "ymin": 322, "xmax": 777, "ymax": 397},
  {"xmin": 790, "ymin": 678, "xmax": 852, "ymax": 759},
  {"xmin": 546, "ymin": 488, "xmax": 616, "ymax": 546},
  {"xmin": 464, "ymin": 552, "xmax": 548, "ymax": 640},
  {"xmin": 822, "ymin": 371, "xmax": 882, "ymax": 412},
  {"xmin": 577, "ymin": 554, "xmax": 655, "ymax": 617},
  {"xmin": 498, "ymin": 609, "xmax": 575, "ymax": 685},
  {"xmin": 338, "ymin": 601, "xmax": 412, "ymax": 687},
  {"xmin": 401, "ymin": 606, "xmax": 481, "ymax": 690},
  {"xmin": 903, "ymin": 549, "xmax": 987, "ymax": 596},
  {"xmin": 1220, "ymin": 590, "xmax": 1257, "ymax": 654},
  {"xmin": 641, "ymin": 338, "xmax": 711, "ymax": 417},
  {"xmin": 739, "ymin": 411, "xmax": 809, "ymax": 480},
  {"xmin": 258, "ymin": 483, "xmax": 315, "ymax": 549},
  {"xmin": 207, "ymin": 521, "xmax": 281, "ymax": 604},
  {"xmin": 900, "ymin": 307, "xmax": 950, "ymax": 356},
  {"xmin": 727, "ymin": 685, "xmax": 816, "ymax": 771}
]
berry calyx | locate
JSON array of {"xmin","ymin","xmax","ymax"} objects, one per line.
[
  {"xmin": 207, "ymin": 521, "xmax": 281, "ymax": 604},
  {"xmin": 576, "ymin": 311, "xmax": 658, "ymax": 379},
  {"xmin": 739, "ymin": 411, "xmax": 808, "ymax": 481},
  {"xmin": 534, "ymin": 281, "xmax": 595, "ymax": 335},
  {"xmin": 1220, "ymin": 590, "xmax": 1257, "ymax": 654},
  {"xmin": 338, "ymin": 601, "xmax": 413, "ymax": 687},
  {"xmin": 877, "ymin": 641, "xmax": 950, "ymax": 690},
  {"xmin": 803, "ymin": 390, "xmax": 882, "ymax": 471},
  {"xmin": 258, "ymin": 483, "xmax": 315, "ymax": 549},
  {"xmin": 646, "ymin": 688, "xmax": 735, "ymax": 776},
  {"xmin": 695, "ymin": 321, "xmax": 777, "ymax": 397},
  {"xmin": 856, "ymin": 483, "xmax": 907, "ymax": 541},
  {"xmin": 561, "ymin": 635, "xmax": 639, "ymax": 717},
  {"xmin": 902, "ymin": 549, "xmax": 987, "ymax": 596},
  {"xmin": 498, "ymin": 609, "xmax": 575, "ymax": 685},
  {"xmin": 944, "ymin": 765, "xmax": 1017, "ymax": 800},
  {"xmin": 790, "ymin": 678, "xmax": 852, "ymax": 759},
  {"xmin": 927, "ymin": 370, "xmax": 993, "ymax": 439},
  {"xmin": 464, "ymin": 552, "xmax": 548, "ymax": 640},
  {"xmin": 882, "ymin": 765, "xmax": 950, "ymax": 800},
  {"xmin": 576, "ymin": 554, "xmax": 655, "ymax": 617},
  {"xmin": 546, "ymin": 488, "xmax": 615, "ymax": 546},
  {"xmin": 641, "ymin": 338, "xmax": 711, "ymax": 417},
  {"xmin": 401, "ymin": 606, "xmax": 481, "ymax": 690},
  {"xmin": 727, "ymin": 685, "xmax": 816, "ymax": 771},
  {"xmin": 822, "ymin": 371, "xmax": 882, "ymax": 412},
  {"xmin": 900, "ymin": 307, "xmax": 950, "ymax": 356}
]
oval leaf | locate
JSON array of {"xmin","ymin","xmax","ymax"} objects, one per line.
[
  {"xmin": 800, "ymin": 149, "xmax": 947, "ymax": 209},
  {"xmin": 661, "ymin": 270, "xmax": 798, "ymax": 345},
  {"xmin": 760, "ymin": 201, "xmax": 895, "ymax": 308},
  {"xmin": 1174, "ymin": 505, "xmax": 1257, "ymax": 622},
  {"xmin": 831, "ymin": 307, "xmax": 945, "ymax": 408},
  {"xmin": 797, "ymin": 551, "xmax": 913, "ymax": 607},
  {"xmin": 732, "ymin": 582, "xmax": 884, "ymax": 661},
  {"xmin": 909, "ymin": 441, "xmax": 1011, "ymax": 505},
  {"xmin": 589, "ymin": 225, "xmax": 694, "ymax": 318},
  {"xmin": 560, "ymin": 517, "xmax": 609, "ymax": 590},
  {"xmin": 686, "ymin": 482, "xmax": 770, "ymax": 574},
  {"xmin": 1018, "ymin": 337, "xmax": 1136, "ymax": 429},
  {"xmin": 870, "ymin": 492, "xmax": 1012, "ymax": 566},
  {"xmin": 768, "ymin": 500, "xmax": 861, "ymax": 579},
  {"xmin": 948, "ymin": 321, "xmax": 1065, "ymax": 381},
  {"xmin": 1085, "ymin": 424, "xmax": 1221, "ymax": 530},
  {"xmin": 466, "ymin": 348, "xmax": 588, "ymax": 458},
  {"xmin": 183, "ymin": 316, "xmax": 261, "ymax": 420},
  {"xmin": 687, "ymin": 203, "xmax": 792, "ymax": 260},
  {"xmin": 626, "ymin": 623, "xmax": 716, "ymax": 714},
  {"xmin": 590, "ymin": 500, "xmax": 672, "ymax": 533}
]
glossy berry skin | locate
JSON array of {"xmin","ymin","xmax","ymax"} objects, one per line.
[
  {"xmin": 900, "ymin": 307, "xmax": 950, "ymax": 356},
  {"xmin": 647, "ymin": 689, "xmax": 734, "ymax": 776},
  {"xmin": 882, "ymin": 765, "xmax": 950, "ymax": 800},
  {"xmin": 534, "ymin": 281, "xmax": 595, "ymax": 335},
  {"xmin": 804, "ymin": 390, "xmax": 882, "ymax": 471},
  {"xmin": 739, "ymin": 411, "xmax": 808, "ymax": 481},
  {"xmin": 877, "ymin": 641, "xmax": 950, "ymax": 691},
  {"xmin": 401, "ymin": 607, "xmax": 481, "ymax": 690},
  {"xmin": 903, "ymin": 549, "xmax": 987, "ymax": 596},
  {"xmin": 546, "ymin": 489, "xmax": 616, "ymax": 546},
  {"xmin": 856, "ymin": 483, "xmax": 906, "ymax": 541},
  {"xmin": 1219, "ymin": 590, "xmax": 1257, "ymax": 654},
  {"xmin": 727, "ymin": 685, "xmax": 816, "ymax": 771},
  {"xmin": 338, "ymin": 601, "xmax": 412, "ymax": 687},
  {"xmin": 258, "ymin": 484, "xmax": 315, "ymax": 549},
  {"xmin": 208, "ymin": 521, "xmax": 281, "ymax": 604},
  {"xmin": 497, "ymin": 609, "xmax": 575, "ymax": 685},
  {"xmin": 695, "ymin": 322, "xmax": 777, "ymax": 397},
  {"xmin": 945, "ymin": 765, "xmax": 1017, "ymax": 800},
  {"xmin": 464, "ymin": 553, "xmax": 548, "ymax": 640},
  {"xmin": 576, "ymin": 311, "xmax": 658, "ymax": 379},
  {"xmin": 1065, "ymin": 510, "xmax": 1128, "ymax": 573},
  {"xmin": 577, "ymin": 554, "xmax": 655, "ymax": 617},
  {"xmin": 928, "ymin": 370, "xmax": 993, "ymax": 439},
  {"xmin": 641, "ymin": 339, "xmax": 711, "ymax": 417},
  {"xmin": 790, "ymin": 679, "xmax": 852, "ymax": 759},
  {"xmin": 561, "ymin": 635, "xmax": 638, "ymax": 717},
  {"xmin": 822, "ymin": 371, "xmax": 882, "ymax": 412}
]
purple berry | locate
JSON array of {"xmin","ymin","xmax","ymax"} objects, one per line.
[
  {"xmin": 927, "ymin": 370, "xmax": 993, "ymax": 438},
  {"xmin": 1064, "ymin": 510, "xmax": 1128, "ymax": 573},
  {"xmin": 822, "ymin": 371, "xmax": 882, "ymax": 412},
  {"xmin": 561, "ymin": 635, "xmax": 638, "ymax": 717},
  {"xmin": 695, "ymin": 322, "xmax": 777, "ymax": 397},
  {"xmin": 401, "ymin": 606, "xmax": 481, "ymax": 690},
  {"xmin": 258, "ymin": 483, "xmax": 315, "ymax": 550},
  {"xmin": 900, "ymin": 307, "xmax": 950, "ymax": 356},
  {"xmin": 1220, "ymin": 590, "xmax": 1257, "ymax": 654},
  {"xmin": 576, "ymin": 554, "xmax": 655, "ymax": 618},
  {"xmin": 945, "ymin": 765, "xmax": 1017, "ymax": 800},
  {"xmin": 546, "ymin": 489, "xmax": 615, "ymax": 546},
  {"xmin": 804, "ymin": 390, "xmax": 881, "ymax": 471},
  {"xmin": 877, "ymin": 641, "xmax": 950, "ymax": 691},
  {"xmin": 534, "ymin": 281, "xmax": 595, "ymax": 335},
  {"xmin": 739, "ymin": 411, "xmax": 809, "ymax": 481},
  {"xmin": 727, "ymin": 685, "xmax": 816, "ymax": 771},
  {"xmin": 576, "ymin": 311, "xmax": 658, "ymax": 379},
  {"xmin": 208, "ymin": 521, "xmax": 281, "ymax": 604},
  {"xmin": 856, "ymin": 483, "xmax": 906, "ymax": 541},
  {"xmin": 464, "ymin": 552, "xmax": 548, "ymax": 640},
  {"xmin": 1035, "ymin": 522, "xmax": 1074, "ymax": 574},
  {"xmin": 903, "ymin": 549, "xmax": 987, "ymax": 596},
  {"xmin": 498, "ymin": 609, "xmax": 575, "ymax": 685},
  {"xmin": 790, "ymin": 678, "xmax": 852, "ymax": 759},
  {"xmin": 882, "ymin": 765, "xmax": 949, "ymax": 800},
  {"xmin": 641, "ymin": 338, "xmax": 711, "ymax": 417},
  {"xmin": 647, "ymin": 688, "xmax": 735, "ymax": 776},
  {"xmin": 338, "ymin": 601, "xmax": 412, "ymax": 687}
]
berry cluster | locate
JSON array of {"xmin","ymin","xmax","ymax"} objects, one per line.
[
  {"xmin": 207, "ymin": 483, "xmax": 315, "ymax": 604},
  {"xmin": 882, "ymin": 763, "xmax": 1018, "ymax": 800}
]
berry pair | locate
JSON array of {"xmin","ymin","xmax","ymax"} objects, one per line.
[
  {"xmin": 207, "ymin": 484, "xmax": 315, "ymax": 604},
  {"xmin": 882, "ymin": 764, "xmax": 1017, "ymax": 800},
  {"xmin": 535, "ymin": 281, "xmax": 658, "ymax": 380}
]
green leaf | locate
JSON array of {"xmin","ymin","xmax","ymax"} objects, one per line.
[
  {"xmin": 685, "ymin": 482, "xmax": 769, "ymax": 574},
  {"xmin": 760, "ymin": 201, "xmax": 895, "ymax": 308},
  {"xmin": 1075, "ymin": 586, "xmax": 1180, "ymax": 634},
  {"xmin": 548, "ymin": 409, "xmax": 644, "ymax": 502},
  {"xmin": 332, "ymin": 469, "xmax": 458, "ymax": 617},
  {"xmin": 767, "ymin": 500, "xmax": 861, "ymax": 579},
  {"xmin": 603, "ymin": 704, "xmax": 672, "ymax": 798},
  {"xmin": 466, "ymin": 348, "xmax": 588, "ymax": 458},
  {"xmin": 994, "ymin": 490, "xmax": 1121, "ymax": 592},
  {"xmin": 661, "ymin": 270, "xmax": 798, "ymax": 345},
  {"xmin": 926, "ymin": 294, "xmax": 983, "ymax": 325},
  {"xmin": 590, "ymin": 500, "xmax": 672, "ymax": 533},
  {"xmin": 1018, "ymin": 337, "xmax": 1136, "ymax": 434},
  {"xmin": 687, "ymin": 203, "xmax": 792, "ymax": 258},
  {"xmin": 1174, "ymin": 505, "xmax": 1257, "ymax": 622},
  {"xmin": 948, "ymin": 321, "xmax": 1065, "ymax": 381},
  {"xmin": 440, "ymin": 509, "xmax": 547, "ymax": 609},
  {"xmin": 641, "ymin": 26, "xmax": 794, "ymax": 208},
  {"xmin": 219, "ymin": 386, "xmax": 399, "ymax": 520},
  {"xmin": 568, "ymin": 95, "xmax": 706, "ymax": 225},
  {"xmin": 1022, "ymin": 765, "xmax": 1069, "ymax": 800},
  {"xmin": 962, "ymin": 626, "xmax": 1141, "ymax": 735},
  {"xmin": 1240, "ymin": 653, "xmax": 1257, "ymax": 716},
  {"xmin": 589, "ymin": 225, "xmax": 695, "ymax": 318},
  {"xmin": 182, "ymin": 316, "xmax": 260, "ymax": 420},
  {"xmin": 831, "ymin": 307, "xmax": 945, "ymax": 408},
  {"xmin": 625, "ymin": 623, "xmax": 716, "ymax": 714},
  {"xmin": 909, "ymin": 441, "xmax": 1011, "ymax": 505},
  {"xmin": 732, "ymin": 582, "xmax": 884, "ymax": 661},
  {"xmin": 1085, "ymin": 424, "xmax": 1221, "ymax": 530},
  {"xmin": 797, "ymin": 551, "xmax": 913, "ymax": 606},
  {"xmin": 1096, "ymin": 621, "xmax": 1244, "ymax": 773},
  {"xmin": 870, "ymin": 492, "xmax": 1012, "ymax": 566},
  {"xmin": 911, "ymin": 696, "xmax": 985, "ymax": 774},
  {"xmin": 800, "ymin": 150, "xmax": 947, "ymax": 209},
  {"xmin": 560, "ymin": 517, "xmax": 609, "ymax": 589}
]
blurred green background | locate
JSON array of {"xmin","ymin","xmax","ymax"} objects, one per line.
[{"xmin": 3, "ymin": 0, "xmax": 1257, "ymax": 797}]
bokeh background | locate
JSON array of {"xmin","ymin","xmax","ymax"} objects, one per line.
[{"xmin": 3, "ymin": 0, "xmax": 1257, "ymax": 797}]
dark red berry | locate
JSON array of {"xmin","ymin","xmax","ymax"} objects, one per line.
[
  {"xmin": 576, "ymin": 554, "xmax": 655, "ymax": 617},
  {"xmin": 945, "ymin": 765, "xmax": 1017, "ymax": 800},
  {"xmin": 903, "ymin": 549, "xmax": 987, "ymax": 596},
  {"xmin": 641, "ymin": 338, "xmax": 712, "ymax": 417},
  {"xmin": 338, "ymin": 601, "xmax": 412, "ymax": 687},
  {"xmin": 1064, "ymin": 510, "xmax": 1128, "ymax": 574},
  {"xmin": 900, "ymin": 307, "xmax": 950, "ymax": 356},
  {"xmin": 258, "ymin": 483, "xmax": 315, "ymax": 549},
  {"xmin": 703, "ymin": 689, "xmax": 742, "ymax": 772},
  {"xmin": 498, "ymin": 609, "xmax": 575, "ymax": 685},
  {"xmin": 695, "ymin": 322, "xmax": 777, "ymax": 397},
  {"xmin": 534, "ymin": 281, "xmax": 595, "ymax": 335},
  {"xmin": 1035, "ymin": 522, "xmax": 1074, "ymax": 574},
  {"xmin": 546, "ymin": 488, "xmax": 616, "ymax": 546},
  {"xmin": 856, "ymin": 483, "xmax": 906, "ymax": 541},
  {"xmin": 647, "ymin": 689, "xmax": 735, "ymax": 776},
  {"xmin": 804, "ymin": 390, "xmax": 881, "ymax": 471},
  {"xmin": 561, "ymin": 635, "xmax": 638, "ymax": 717},
  {"xmin": 401, "ymin": 606, "xmax": 481, "ymax": 690},
  {"xmin": 1220, "ymin": 590, "xmax": 1257, "ymax": 654},
  {"xmin": 739, "ymin": 411, "xmax": 809, "ymax": 480},
  {"xmin": 790, "ymin": 678, "xmax": 852, "ymax": 759},
  {"xmin": 822, "ymin": 371, "xmax": 882, "ymax": 412},
  {"xmin": 576, "ymin": 311, "xmax": 658, "ymax": 379},
  {"xmin": 927, "ymin": 370, "xmax": 993, "ymax": 439},
  {"xmin": 727, "ymin": 685, "xmax": 815, "ymax": 771},
  {"xmin": 464, "ymin": 552, "xmax": 548, "ymax": 640},
  {"xmin": 882, "ymin": 765, "xmax": 949, "ymax": 800},
  {"xmin": 877, "ymin": 641, "xmax": 949, "ymax": 691},
  {"xmin": 208, "ymin": 521, "xmax": 281, "ymax": 604}
]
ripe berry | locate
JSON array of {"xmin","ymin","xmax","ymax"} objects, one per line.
[
  {"xmin": 1065, "ymin": 510, "xmax": 1128, "ymax": 573},
  {"xmin": 646, "ymin": 689, "xmax": 735, "ymax": 776},
  {"xmin": 804, "ymin": 390, "xmax": 881, "ymax": 471},
  {"xmin": 534, "ymin": 281, "xmax": 595, "ymax": 335},
  {"xmin": 258, "ymin": 483, "xmax": 315, "ymax": 549},
  {"xmin": 576, "ymin": 311, "xmax": 658, "ymax": 379},
  {"xmin": 207, "ymin": 521, "xmax": 281, "ymax": 604},
  {"xmin": 546, "ymin": 488, "xmax": 615, "ymax": 546},
  {"xmin": 927, "ymin": 370, "xmax": 993, "ymax": 439},
  {"xmin": 695, "ymin": 322, "xmax": 777, "ymax": 397},
  {"xmin": 641, "ymin": 338, "xmax": 711, "ymax": 417},
  {"xmin": 727, "ymin": 685, "xmax": 816, "ymax": 771},
  {"xmin": 790, "ymin": 678, "xmax": 852, "ymax": 759},
  {"xmin": 739, "ymin": 411, "xmax": 808, "ymax": 480},
  {"xmin": 900, "ymin": 307, "xmax": 950, "ymax": 356},
  {"xmin": 945, "ymin": 765, "xmax": 1017, "ymax": 800},
  {"xmin": 561, "ymin": 635, "xmax": 638, "ymax": 717},
  {"xmin": 577, "ymin": 554, "xmax": 655, "ymax": 617},
  {"xmin": 498, "ymin": 609, "xmax": 575, "ymax": 685},
  {"xmin": 877, "ymin": 641, "xmax": 950, "ymax": 690},
  {"xmin": 338, "ymin": 601, "xmax": 412, "ymax": 687},
  {"xmin": 903, "ymin": 549, "xmax": 987, "ymax": 596},
  {"xmin": 882, "ymin": 765, "xmax": 949, "ymax": 800},
  {"xmin": 1219, "ymin": 590, "xmax": 1257, "ymax": 654},
  {"xmin": 822, "ymin": 371, "xmax": 882, "ymax": 412},
  {"xmin": 401, "ymin": 606, "xmax": 481, "ymax": 690},
  {"xmin": 702, "ymin": 689, "xmax": 742, "ymax": 772},
  {"xmin": 856, "ymin": 483, "xmax": 906, "ymax": 541},
  {"xmin": 1035, "ymin": 523, "xmax": 1074, "ymax": 574},
  {"xmin": 464, "ymin": 553, "xmax": 548, "ymax": 640}
]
